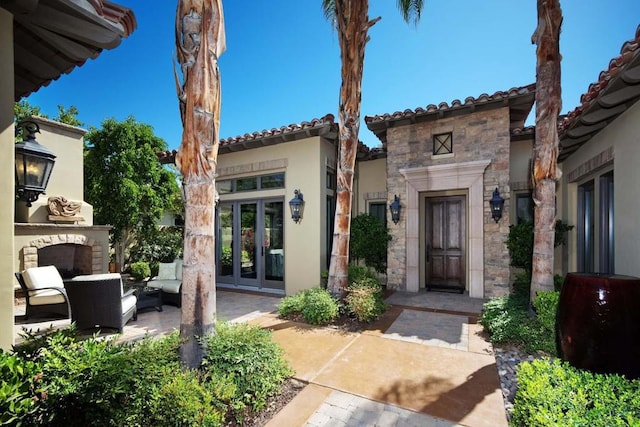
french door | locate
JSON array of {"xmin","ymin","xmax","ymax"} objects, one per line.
[{"xmin": 217, "ymin": 199, "xmax": 284, "ymax": 291}]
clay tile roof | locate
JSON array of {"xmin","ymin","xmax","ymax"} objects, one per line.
[
  {"xmin": 559, "ymin": 24, "xmax": 640, "ymax": 161},
  {"xmin": 158, "ymin": 114, "xmax": 339, "ymax": 165},
  {"xmin": 511, "ymin": 126, "xmax": 535, "ymax": 141},
  {"xmin": 365, "ymin": 83, "xmax": 536, "ymax": 145},
  {"xmin": 218, "ymin": 113, "xmax": 337, "ymax": 152},
  {"xmin": 9, "ymin": 0, "xmax": 137, "ymax": 100}
]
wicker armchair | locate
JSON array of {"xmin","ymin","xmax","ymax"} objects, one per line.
[
  {"xmin": 64, "ymin": 273, "xmax": 137, "ymax": 333},
  {"xmin": 15, "ymin": 266, "xmax": 70, "ymax": 320}
]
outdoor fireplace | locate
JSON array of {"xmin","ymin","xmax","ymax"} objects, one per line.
[
  {"xmin": 38, "ymin": 243, "xmax": 93, "ymax": 278},
  {"xmin": 16, "ymin": 227, "xmax": 110, "ymax": 277}
]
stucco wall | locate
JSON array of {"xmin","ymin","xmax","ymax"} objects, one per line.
[
  {"xmin": 559, "ymin": 100, "xmax": 639, "ymax": 276},
  {"xmin": 385, "ymin": 107, "xmax": 511, "ymax": 297},
  {"xmin": 14, "ymin": 117, "xmax": 93, "ymax": 224},
  {"xmin": 0, "ymin": 8, "xmax": 15, "ymax": 350},
  {"xmin": 355, "ymin": 157, "xmax": 387, "ymax": 216},
  {"xmin": 217, "ymin": 136, "xmax": 333, "ymax": 295}
]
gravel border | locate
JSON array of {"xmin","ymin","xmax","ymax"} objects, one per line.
[{"xmin": 494, "ymin": 346, "xmax": 542, "ymax": 419}]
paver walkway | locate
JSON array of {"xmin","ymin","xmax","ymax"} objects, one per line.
[{"xmin": 14, "ymin": 289, "xmax": 506, "ymax": 426}]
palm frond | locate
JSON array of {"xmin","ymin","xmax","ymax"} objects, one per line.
[
  {"xmin": 322, "ymin": 0, "xmax": 336, "ymax": 26},
  {"xmin": 396, "ymin": 0, "xmax": 424, "ymax": 25}
]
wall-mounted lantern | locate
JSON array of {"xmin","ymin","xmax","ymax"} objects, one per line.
[
  {"xmin": 289, "ymin": 189, "xmax": 305, "ymax": 223},
  {"xmin": 489, "ymin": 187, "xmax": 505, "ymax": 223},
  {"xmin": 15, "ymin": 120, "xmax": 56, "ymax": 207},
  {"xmin": 389, "ymin": 194, "xmax": 401, "ymax": 225}
]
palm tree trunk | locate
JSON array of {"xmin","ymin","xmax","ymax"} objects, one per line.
[
  {"xmin": 327, "ymin": 0, "xmax": 379, "ymax": 298},
  {"xmin": 530, "ymin": 0, "xmax": 562, "ymax": 304},
  {"xmin": 175, "ymin": 0, "xmax": 225, "ymax": 368}
]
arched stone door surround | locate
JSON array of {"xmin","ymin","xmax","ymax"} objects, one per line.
[{"xmin": 399, "ymin": 159, "xmax": 490, "ymax": 298}]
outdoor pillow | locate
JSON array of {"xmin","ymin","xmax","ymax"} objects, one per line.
[
  {"xmin": 22, "ymin": 265, "xmax": 64, "ymax": 290},
  {"xmin": 175, "ymin": 260, "xmax": 183, "ymax": 280},
  {"xmin": 158, "ymin": 262, "xmax": 177, "ymax": 280}
]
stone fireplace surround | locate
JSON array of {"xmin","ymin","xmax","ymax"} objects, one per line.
[
  {"xmin": 21, "ymin": 234, "xmax": 103, "ymax": 276},
  {"xmin": 15, "ymin": 224, "xmax": 111, "ymax": 283}
]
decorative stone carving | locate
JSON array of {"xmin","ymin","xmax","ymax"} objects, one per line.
[
  {"xmin": 47, "ymin": 196, "xmax": 84, "ymax": 223},
  {"xmin": 47, "ymin": 196, "xmax": 82, "ymax": 217}
]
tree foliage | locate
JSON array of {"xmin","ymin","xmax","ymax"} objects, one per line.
[
  {"xmin": 506, "ymin": 220, "xmax": 573, "ymax": 274},
  {"xmin": 14, "ymin": 100, "xmax": 83, "ymax": 127},
  {"xmin": 349, "ymin": 214, "xmax": 391, "ymax": 273},
  {"xmin": 84, "ymin": 117, "xmax": 181, "ymax": 268}
]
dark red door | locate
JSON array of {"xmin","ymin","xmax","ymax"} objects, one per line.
[{"xmin": 425, "ymin": 196, "xmax": 466, "ymax": 292}]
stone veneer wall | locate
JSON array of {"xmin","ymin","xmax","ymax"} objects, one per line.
[
  {"xmin": 21, "ymin": 234, "xmax": 103, "ymax": 274},
  {"xmin": 385, "ymin": 107, "xmax": 511, "ymax": 298},
  {"xmin": 14, "ymin": 224, "xmax": 111, "ymax": 279}
]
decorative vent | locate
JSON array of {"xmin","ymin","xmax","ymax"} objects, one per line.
[{"xmin": 433, "ymin": 132, "xmax": 453, "ymax": 155}]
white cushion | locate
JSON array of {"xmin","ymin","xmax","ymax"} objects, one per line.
[
  {"xmin": 22, "ymin": 266, "xmax": 64, "ymax": 290},
  {"xmin": 148, "ymin": 279, "xmax": 181, "ymax": 294},
  {"xmin": 29, "ymin": 290, "xmax": 66, "ymax": 305},
  {"xmin": 175, "ymin": 261, "xmax": 183, "ymax": 280},
  {"xmin": 121, "ymin": 294, "xmax": 137, "ymax": 314},
  {"xmin": 158, "ymin": 262, "xmax": 177, "ymax": 280}
]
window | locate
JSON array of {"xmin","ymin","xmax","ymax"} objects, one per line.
[
  {"xmin": 578, "ymin": 180, "xmax": 595, "ymax": 273},
  {"xmin": 261, "ymin": 173, "xmax": 285, "ymax": 189},
  {"xmin": 326, "ymin": 170, "xmax": 336, "ymax": 190},
  {"xmin": 433, "ymin": 132, "xmax": 453, "ymax": 155},
  {"xmin": 216, "ymin": 172, "xmax": 285, "ymax": 194},
  {"xmin": 599, "ymin": 172, "xmax": 614, "ymax": 274},
  {"xmin": 369, "ymin": 202, "xmax": 387, "ymax": 227},
  {"xmin": 217, "ymin": 180, "xmax": 232, "ymax": 194},
  {"xmin": 236, "ymin": 177, "xmax": 258, "ymax": 192},
  {"xmin": 516, "ymin": 193, "xmax": 534, "ymax": 224}
]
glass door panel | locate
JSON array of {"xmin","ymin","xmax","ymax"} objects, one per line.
[
  {"xmin": 240, "ymin": 203, "xmax": 258, "ymax": 280},
  {"xmin": 264, "ymin": 201, "xmax": 284, "ymax": 284},
  {"xmin": 217, "ymin": 199, "xmax": 284, "ymax": 292},
  {"xmin": 218, "ymin": 204, "xmax": 234, "ymax": 278}
]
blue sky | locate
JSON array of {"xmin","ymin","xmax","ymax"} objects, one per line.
[{"xmin": 27, "ymin": 1, "xmax": 640, "ymax": 150}]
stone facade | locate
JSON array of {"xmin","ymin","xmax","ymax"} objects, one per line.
[{"xmin": 385, "ymin": 107, "xmax": 511, "ymax": 298}]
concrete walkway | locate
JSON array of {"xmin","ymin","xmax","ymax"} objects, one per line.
[{"xmin": 14, "ymin": 290, "xmax": 506, "ymax": 427}]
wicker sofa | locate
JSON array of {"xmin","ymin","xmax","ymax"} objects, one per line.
[
  {"xmin": 15, "ymin": 265, "xmax": 70, "ymax": 320},
  {"xmin": 64, "ymin": 273, "xmax": 137, "ymax": 333},
  {"xmin": 147, "ymin": 260, "xmax": 182, "ymax": 307}
]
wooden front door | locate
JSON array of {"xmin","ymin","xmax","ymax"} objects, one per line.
[{"xmin": 425, "ymin": 196, "xmax": 466, "ymax": 292}]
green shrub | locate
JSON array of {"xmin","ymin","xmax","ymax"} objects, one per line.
[
  {"xmin": 277, "ymin": 292, "xmax": 305, "ymax": 318},
  {"xmin": 554, "ymin": 273, "xmax": 565, "ymax": 292},
  {"xmin": 533, "ymin": 291, "xmax": 560, "ymax": 332},
  {"xmin": 202, "ymin": 323, "xmax": 292, "ymax": 419},
  {"xmin": 0, "ymin": 350, "xmax": 47, "ymax": 426},
  {"xmin": 506, "ymin": 220, "xmax": 573, "ymax": 274},
  {"xmin": 129, "ymin": 261, "xmax": 151, "ymax": 281},
  {"xmin": 347, "ymin": 264, "xmax": 378, "ymax": 285},
  {"xmin": 278, "ymin": 288, "xmax": 340, "ymax": 325},
  {"xmin": 13, "ymin": 329, "xmax": 184, "ymax": 426},
  {"xmin": 9, "ymin": 325, "xmax": 292, "ymax": 426},
  {"xmin": 345, "ymin": 278, "xmax": 387, "ymax": 322},
  {"xmin": 148, "ymin": 368, "xmax": 232, "ymax": 427},
  {"xmin": 480, "ymin": 287, "xmax": 558, "ymax": 355},
  {"xmin": 513, "ymin": 358, "xmax": 640, "ymax": 426},
  {"xmin": 350, "ymin": 214, "xmax": 391, "ymax": 273},
  {"xmin": 300, "ymin": 288, "xmax": 340, "ymax": 325}
]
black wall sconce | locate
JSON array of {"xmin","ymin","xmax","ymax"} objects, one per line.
[
  {"xmin": 389, "ymin": 195, "xmax": 401, "ymax": 224},
  {"xmin": 289, "ymin": 189, "xmax": 305, "ymax": 223},
  {"xmin": 15, "ymin": 120, "xmax": 56, "ymax": 207},
  {"xmin": 489, "ymin": 187, "xmax": 505, "ymax": 223}
]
